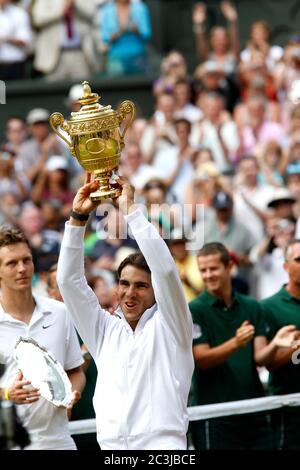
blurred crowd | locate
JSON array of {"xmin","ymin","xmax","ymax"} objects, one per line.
[
  {"xmin": 1, "ymin": 0, "xmax": 300, "ymax": 449},
  {"xmin": 1, "ymin": 1, "xmax": 300, "ymax": 302},
  {"xmin": 0, "ymin": 0, "xmax": 152, "ymax": 80}
]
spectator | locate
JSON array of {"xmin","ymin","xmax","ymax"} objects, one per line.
[
  {"xmin": 260, "ymin": 240, "xmax": 300, "ymax": 449},
  {"xmin": 0, "ymin": 0, "xmax": 32, "ymax": 80},
  {"xmin": 191, "ymin": 92, "xmax": 240, "ymax": 172},
  {"xmin": 153, "ymin": 51, "xmax": 188, "ymax": 97},
  {"xmin": 31, "ymin": 154, "xmax": 73, "ymax": 221},
  {"xmin": 2, "ymin": 116, "xmax": 27, "ymax": 156},
  {"xmin": 250, "ymin": 218, "xmax": 296, "ymax": 299},
  {"xmin": 173, "ymin": 79, "xmax": 203, "ymax": 123},
  {"xmin": 100, "ymin": 0, "xmax": 152, "ymax": 75},
  {"xmin": 120, "ymin": 141, "xmax": 159, "ymax": 192},
  {"xmin": 193, "ymin": 190, "xmax": 256, "ymax": 288},
  {"xmin": 241, "ymin": 20, "xmax": 283, "ymax": 71},
  {"xmin": 192, "ymin": 1, "xmax": 239, "ymax": 75},
  {"xmin": 0, "ymin": 227, "xmax": 85, "ymax": 449},
  {"xmin": 267, "ymin": 188, "xmax": 296, "ymax": 221},
  {"xmin": 31, "ymin": 0, "xmax": 98, "ymax": 80},
  {"xmin": 193, "ymin": 60, "xmax": 240, "ymax": 113},
  {"xmin": 286, "ymin": 162, "xmax": 300, "ymax": 219},
  {"xmin": 257, "ymin": 141, "xmax": 284, "ymax": 187},
  {"xmin": 189, "ymin": 242, "xmax": 296, "ymax": 449},
  {"xmin": 168, "ymin": 230, "xmax": 203, "ymax": 302},
  {"xmin": 233, "ymin": 155, "xmax": 275, "ymax": 243},
  {"xmin": 140, "ymin": 92, "xmax": 177, "ymax": 164},
  {"xmin": 16, "ymin": 108, "xmax": 63, "ymax": 183},
  {"xmin": 151, "ymin": 118, "xmax": 196, "ymax": 205},
  {"xmin": 0, "ymin": 145, "xmax": 30, "ymax": 201}
]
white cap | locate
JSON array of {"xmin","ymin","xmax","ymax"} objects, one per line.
[
  {"xmin": 46, "ymin": 155, "xmax": 68, "ymax": 172},
  {"xmin": 26, "ymin": 108, "xmax": 50, "ymax": 125},
  {"xmin": 68, "ymin": 84, "xmax": 83, "ymax": 103}
]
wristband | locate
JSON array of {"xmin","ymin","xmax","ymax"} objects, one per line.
[
  {"xmin": 70, "ymin": 210, "xmax": 89, "ymax": 222},
  {"xmin": 4, "ymin": 386, "xmax": 9, "ymax": 401}
]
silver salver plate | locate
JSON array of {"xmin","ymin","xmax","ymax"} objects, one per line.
[{"xmin": 14, "ymin": 337, "xmax": 73, "ymax": 407}]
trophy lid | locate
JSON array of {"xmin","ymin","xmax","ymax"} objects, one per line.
[{"xmin": 68, "ymin": 81, "xmax": 115, "ymax": 123}]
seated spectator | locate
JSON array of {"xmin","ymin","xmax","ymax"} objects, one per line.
[
  {"xmin": 192, "ymin": 1, "xmax": 239, "ymax": 75},
  {"xmin": 31, "ymin": 0, "xmax": 98, "ymax": 81},
  {"xmin": 100, "ymin": 0, "xmax": 152, "ymax": 75},
  {"xmin": 0, "ymin": 0, "xmax": 32, "ymax": 80}
]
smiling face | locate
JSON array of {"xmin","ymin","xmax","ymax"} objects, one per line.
[
  {"xmin": 0, "ymin": 242, "xmax": 34, "ymax": 293},
  {"xmin": 197, "ymin": 253, "xmax": 232, "ymax": 296},
  {"xmin": 118, "ymin": 265, "xmax": 155, "ymax": 330}
]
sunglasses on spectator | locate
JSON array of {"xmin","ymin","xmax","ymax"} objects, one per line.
[{"xmin": 144, "ymin": 183, "xmax": 165, "ymax": 191}]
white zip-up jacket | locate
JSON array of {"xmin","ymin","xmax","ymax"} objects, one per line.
[{"xmin": 57, "ymin": 209, "xmax": 194, "ymax": 450}]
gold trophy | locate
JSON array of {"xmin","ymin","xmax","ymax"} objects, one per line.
[{"xmin": 49, "ymin": 81, "xmax": 135, "ymax": 201}]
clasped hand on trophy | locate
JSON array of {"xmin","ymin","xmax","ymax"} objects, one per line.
[{"xmin": 73, "ymin": 177, "xmax": 135, "ymax": 216}]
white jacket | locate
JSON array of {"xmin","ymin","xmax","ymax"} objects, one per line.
[
  {"xmin": 31, "ymin": 0, "xmax": 97, "ymax": 74},
  {"xmin": 57, "ymin": 209, "xmax": 194, "ymax": 450}
]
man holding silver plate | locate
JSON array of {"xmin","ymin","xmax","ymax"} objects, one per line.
[{"xmin": 0, "ymin": 227, "xmax": 85, "ymax": 450}]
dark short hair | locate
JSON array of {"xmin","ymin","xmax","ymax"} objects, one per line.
[
  {"xmin": 0, "ymin": 226, "xmax": 30, "ymax": 250},
  {"xmin": 174, "ymin": 118, "xmax": 191, "ymax": 133},
  {"xmin": 197, "ymin": 242, "xmax": 231, "ymax": 266},
  {"xmin": 117, "ymin": 252, "xmax": 150, "ymax": 281}
]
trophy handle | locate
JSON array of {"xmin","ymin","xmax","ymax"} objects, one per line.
[
  {"xmin": 117, "ymin": 100, "xmax": 135, "ymax": 143},
  {"xmin": 49, "ymin": 112, "xmax": 74, "ymax": 155}
]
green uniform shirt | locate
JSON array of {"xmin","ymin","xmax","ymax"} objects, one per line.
[
  {"xmin": 189, "ymin": 290, "xmax": 266, "ymax": 405},
  {"xmin": 261, "ymin": 286, "xmax": 300, "ymax": 395}
]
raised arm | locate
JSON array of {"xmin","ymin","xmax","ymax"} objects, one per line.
[
  {"xmin": 117, "ymin": 179, "xmax": 193, "ymax": 349},
  {"xmin": 57, "ymin": 181, "xmax": 112, "ymax": 358}
]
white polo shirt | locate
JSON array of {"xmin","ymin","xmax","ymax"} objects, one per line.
[{"xmin": 0, "ymin": 295, "xmax": 83, "ymax": 450}]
